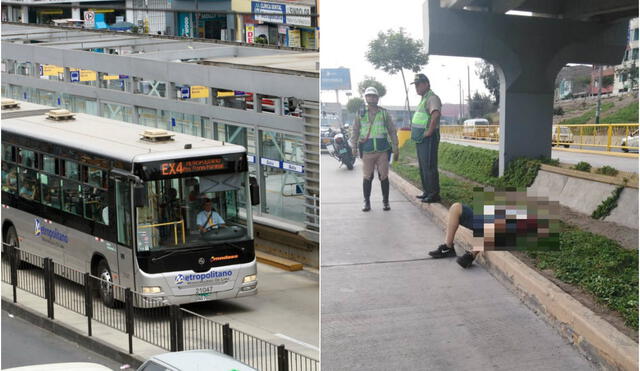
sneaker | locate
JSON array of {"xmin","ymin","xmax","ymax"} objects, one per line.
[
  {"xmin": 421, "ymin": 195, "xmax": 441, "ymax": 203},
  {"xmin": 457, "ymin": 251, "xmax": 475, "ymax": 268},
  {"xmin": 428, "ymin": 244, "xmax": 457, "ymax": 258},
  {"xmin": 416, "ymin": 193, "xmax": 427, "ymax": 199}
]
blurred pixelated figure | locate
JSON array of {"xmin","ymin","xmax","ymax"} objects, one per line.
[{"xmin": 428, "ymin": 187, "xmax": 560, "ymax": 268}]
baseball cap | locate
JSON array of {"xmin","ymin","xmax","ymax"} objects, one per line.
[
  {"xmin": 411, "ymin": 73, "xmax": 430, "ymax": 85},
  {"xmin": 364, "ymin": 86, "xmax": 379, "ymax": 96}
]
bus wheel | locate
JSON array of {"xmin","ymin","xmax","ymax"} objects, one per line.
[
  {"xmin": 3, "ymin": 226, "xmax": 23, "ymax": 269},
  {"xmin": 97, "ymin": 260, "xmax": 116, "ymax": 308}
]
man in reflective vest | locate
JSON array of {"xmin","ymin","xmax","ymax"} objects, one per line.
[
  {"xmin": 411, "ymin": 73, "xmax": 442, "ymax": 203},
  {"xmin": 351, "ymin": 87, "xmax": 399, "ymax": 211}
]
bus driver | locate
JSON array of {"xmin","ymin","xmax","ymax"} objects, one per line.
[{"xmin": 197, "ymin": 198, "xmax": 226, "ymax": 233}]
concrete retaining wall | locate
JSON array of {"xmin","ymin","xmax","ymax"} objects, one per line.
[{"xmin": 529, "ymin": 169, "xmax": 639, "ymax": 230}]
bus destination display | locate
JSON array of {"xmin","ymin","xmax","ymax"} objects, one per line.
[
  {"xmin": 161, "ymin": 158, "xmax": 225, "ymax": 176},
  {"xmin": 138, "ymin": 154, "xmax": 247, "ymax": 180}
]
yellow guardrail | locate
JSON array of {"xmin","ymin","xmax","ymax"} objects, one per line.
[
  {"xmin": 138, "ymin": 219, "xmax": 186, "ymax": 245},
  {"xmin": 439, "ymin": 123, "xmax": 639, "ymax": 153}
]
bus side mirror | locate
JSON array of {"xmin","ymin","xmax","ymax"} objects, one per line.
[
  {"xmin": 133, "ymin": 183, "xmax": 146, "ymax": 208},
  {"xmin": 249, "ymin": 176, "xmax": 260, "ymax": 206}
]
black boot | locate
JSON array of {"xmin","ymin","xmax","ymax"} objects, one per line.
[
  {"xmin": 362, "ymin": 178, "xmax": 372, "ymax": 212},
  {"xmin": 381, "ymin": 178, "xmax": 390, "ymax": 211}
]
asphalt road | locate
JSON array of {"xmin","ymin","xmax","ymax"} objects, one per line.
[
  {"xmin": 3, "ymin": 261, "xmax": 319, "ymax": 360},
  {"xmin": 1, "ymin": 309, "xmax": 126, "ymax": 370},
  {"xmin": 320, "ymin": 153, "xmax": 595, "ymax": 371},
  {"xmin": 442, "ymin": 138, "xmax": 639, "ymax": 173}
]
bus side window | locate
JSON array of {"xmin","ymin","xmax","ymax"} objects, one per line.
[
  {"xmin": 62, "ymin": 179, "xmax": 82, "ymax": 215},
  {"xmin": 2, "ymin": 144, "xmax": 15, "ymax": 162},
  {"xmin": 40, "ymin": 174, "xmax": 61, "ymax": 209},
  {"xmin": 2, "ymin": 162, "xmax": 18, "ymax": 194},
  {"xmin": 84, "ymin": 185, "xmax": 108, "ymax": 225},
  {"xmin": 18, "ymin": 149, "xmax": 37, "ymax": 169},
  {"xmin": 115, "ymin": 179, "xmax": 132, "ymax": 246},
  {"xmin": 18, "ymin": 167, "xmax": 39, "ymax": 201},
  {"xmin": 43, "ymin": 155, "xmax": 58, "ymax": 174},
  {"xmin": 63, "ymin": 160, "xmax": 80, "ymax": 181}
]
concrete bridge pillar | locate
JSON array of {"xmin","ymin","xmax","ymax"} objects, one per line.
[{"xmin": 423, "ymin": 0, "xmax": 628, "ymax": 174}]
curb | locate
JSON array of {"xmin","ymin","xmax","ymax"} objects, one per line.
[
  {"xmin": 388, "ymin": 170, "xmax": 639, "ymax": 371},
  {"xmin": 1, "ymin": 297, "xmax": 145, "ymax": 369}
]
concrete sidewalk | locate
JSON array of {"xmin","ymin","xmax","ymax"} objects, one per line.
[{"xmin": 320, "ymin": 154, "xmax": 595, "ymax": 370}]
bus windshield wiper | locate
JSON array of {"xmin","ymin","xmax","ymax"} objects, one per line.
[{"xmin": 151, "ymin": 250, "xmax": 179, "ymax": 262}]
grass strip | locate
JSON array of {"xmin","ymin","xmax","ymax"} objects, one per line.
[{"xmin": 393, "ymin": 140, "xmax": 639, "ymax": 329}]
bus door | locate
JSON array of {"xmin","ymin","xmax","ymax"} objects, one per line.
[{"xmin": 111, "ymin": 175, "xmax": 135, "ymax": 289}]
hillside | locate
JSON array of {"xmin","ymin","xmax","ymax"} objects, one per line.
[{"xmin": 554, "ymin": 93, "xmax": 639, "ymax": 124}]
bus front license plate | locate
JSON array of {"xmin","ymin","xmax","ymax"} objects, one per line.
[{"xmin": 196, "ymin": 286, "xmax": 214, "ymax": 295}]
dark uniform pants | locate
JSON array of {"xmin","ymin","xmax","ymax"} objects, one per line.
[{"xmin": 416, "ymin": 130, "xmax": 440, "ymax": 197}]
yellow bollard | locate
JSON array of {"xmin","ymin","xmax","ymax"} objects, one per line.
[{"xmin": 397, "ymin": 129, "xmax": 411, "ymax": 148}]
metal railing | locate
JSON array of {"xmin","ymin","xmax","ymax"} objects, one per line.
[
  {"xmin": 439, "ymin": 123, "xmax": 639, "ymax": 152},
  {"xmin": 1, "ymin": 244, "xmax": 318, "ymax": 371}
]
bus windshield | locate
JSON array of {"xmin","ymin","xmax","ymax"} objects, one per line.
[{"xmin": 135, "ymin": 173, "xmax": 249, "ymax": 252}]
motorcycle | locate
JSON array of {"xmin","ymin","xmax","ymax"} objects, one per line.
[{"xmin": 327, "ymin": 124, "xmax": 356, "ymax": 170}]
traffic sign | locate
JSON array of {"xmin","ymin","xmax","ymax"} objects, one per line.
[{"xmin": 70, "ymin": 70, "xmax": 80, "ymax": 82}]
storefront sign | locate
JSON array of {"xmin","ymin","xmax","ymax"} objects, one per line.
[
  {"xmin": 103, "ymin": 74, "xmax": 121, "ymax": 80},
  {"xmin": 287, "ymin": 29, "xmax": 301, "ymax": 48},
  {"xmin": 252, "ymin": 1, "xmax": 285, "ymax": 24},
  {"xmin": 79, "ymin": 70, "xmax": 97, "ymax": 81},
  {"xmin": 178, "ymin": 12, "xmax": 192, "ymax": 37},
  {"xmin": 285, "ymin": 4, "xmax": 311, "ymax": 27},
  {"xmin": 190, "ymin": 86, "xmax": 209, "ymax": 98},
  {"xmin": 246, "ymin": 24, "xmax": 255, "ymax": 43},
  {"xmin": 247, "ymin": 155, "xmax": 256, "ymax": 163}
]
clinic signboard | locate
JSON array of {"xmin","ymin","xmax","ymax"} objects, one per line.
[
  {"xmin": 321, "ymin": 68, "xmax": 352, "ymax": 91},
  {"xmin": 252, "ymin": 2, "xmax": 285, "ymax": 24},
  {"xmin": 251, "ymin": 1, "xmax": 311, "ymax": 27}
]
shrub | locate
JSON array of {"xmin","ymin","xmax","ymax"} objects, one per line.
[
  {"xmin": 553, "ymin": 106, "xmax": 564, "ymax": 116},
  {"xmin": 572, "ymin": 161, "xmax": 592, "ymax": 172},
  {"xmin": 595, "ymin": 165, "xmax": 619, "ymax": 177}
]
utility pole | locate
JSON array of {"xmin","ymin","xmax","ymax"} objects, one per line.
[
  {"xmin": 595, "ymin": 65, "xmax": 603, "ymax": 124},
  {"xmin": 458, "ymin": 79, "xmax": 462, "ymax": 124},
  {"xmin": 467, "ymin": 65, "xmax": 471, "ymax": 117}
]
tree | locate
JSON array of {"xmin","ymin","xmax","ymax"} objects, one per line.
[
  {"xmin": 476, "ymin": 61, "xmax": 500, "ymax": 106},
  {"xmin": 365, "ymin": 28, "xmax": 428, "ymax": 114},
  {"xmin": 468, "ymin": 92, "xmax": 493, "ymax": 118},
  {"xmin": 347, "ymin": 97, "xmax": 364, "ymax": 114},
  {"xmin": 357, "ymin": 76, "xmax": 387, "ymax": 98},
  {"xmin": 602, "ymin": 75, "xmax": 614, "ymax": 88}
]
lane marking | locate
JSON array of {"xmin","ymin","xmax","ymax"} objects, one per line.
[{"xmin": 274, "ymin": 333, "xmax": 319, "ymax": 352}]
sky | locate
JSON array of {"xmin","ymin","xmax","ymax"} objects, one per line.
[{"xmin": 320, "ymin": 0, "xmax": 490, "ymax": 107}]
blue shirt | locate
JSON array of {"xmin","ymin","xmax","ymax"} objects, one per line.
[{"xmin": 196, "ymin": 210, "xmax": 225, "ymax": 229}]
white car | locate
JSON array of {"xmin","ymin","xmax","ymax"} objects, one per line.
[
  {"xmin": 552, "ymin": 125, "xmax": 573, "ymax": 148},
  {"xmin": 4, "ymin": 363, "xmax": 113, "ymax": 371},
  {"xmin": 621, "ymin": 129, "xmax": 639, "ymax": 152},
  {"xmin": 137, "ymin": 350, "xmax": 257, "ymax": 371}
]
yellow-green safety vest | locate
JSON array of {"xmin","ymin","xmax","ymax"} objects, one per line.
[
  {"xmin": 411, "ymin": 90, "xmax": 434, "ymax": 143},
  {"xmin": 359, "ymin": 109, "xmax": 391, "ymax": 153}
]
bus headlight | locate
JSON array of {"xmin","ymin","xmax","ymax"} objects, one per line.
[
  {"xmin": 243, "ymin": 274, "xmax": 257, "ymax": 284},
  {"xmin": 142, "ymin": 286, "xmax": 163, "ymax": 294}
]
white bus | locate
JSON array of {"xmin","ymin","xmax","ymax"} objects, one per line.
[{"xmin": 2, "ymin": 106, "xmax": 259, "ymax": 307}]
